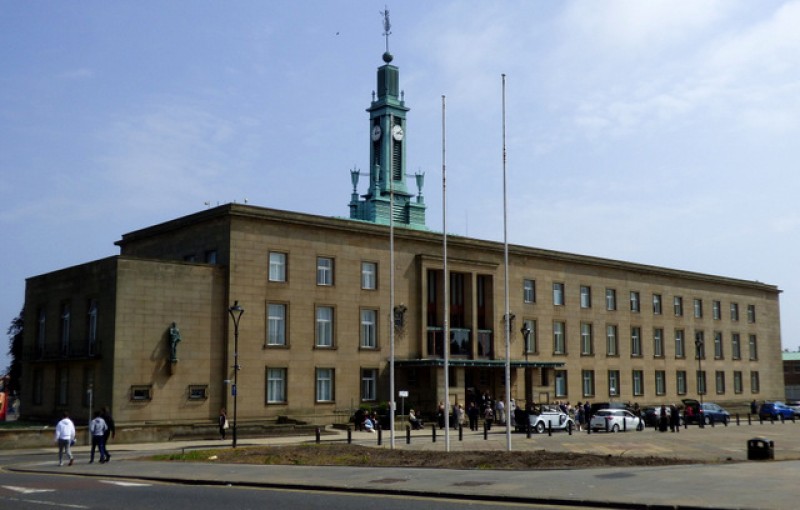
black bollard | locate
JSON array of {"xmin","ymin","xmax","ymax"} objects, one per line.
[
  {"xmin": 484, "ymin": 421, "xmax": 488, "ymax": 440},
  {"xmin": 526, "ymin": 422, "xmax": 532, "ymax": 439},
  {"xmin": 315, "ymin": 427, "xmax": 321, "ymax": 443},
  {"xmin": 377, "ymin": 427, "xmax": 382, "ymax": 446},
  {"xmin": 623, "ymin": 418, "xmax": 627, "ymax": 432},
  {"xmin": 459, "ymin": 424, "xmax": 463, "ymax": 441},
  {"xmin": 736, "ymin": 414, "xmax": 740, "ymax": 426},
  {"xmin": 432, "ymin": 424, "xmax": 437, "ymax": 442},
  {"xmin": 347, "ymin": 426, "xmax": 352, "ymax": 444},
  {"xmin": 568, "ymin": 421, "xmax": 573, "ymax": 435},
  {"xmin": 406, "ymin": 425, "xmax": 411, "ymax": 444},
  {"xmin": 548, "ymin": 421, "xmax": 553, "ymax": 436}
]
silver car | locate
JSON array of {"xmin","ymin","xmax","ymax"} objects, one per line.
[
  {"xmin": 527, "ymin": 407, "xmax": 575, "ymax": 433},
  {"xmin": 589, "ymin": 409, "xmax": 645, "ymax": 432}
]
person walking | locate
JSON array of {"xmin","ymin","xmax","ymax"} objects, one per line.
[
  {"xmin": 100, "ymin": 406, "xmax": 115, "ymax": 462},
  {"xmin": 89, "ymin": 410, "xmax": 109, "ymax": 463},
  {"xmin": 218, "ymin": 408, "xmax": 229, "ymax": 440},
  {"xmin": 54, "ymin": 411, "xmax": 76, "ymax": 466}
]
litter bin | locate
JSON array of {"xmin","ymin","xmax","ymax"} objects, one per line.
[{"xmin": 747, "ymin": 437, "xmax": 774, "ymax": 460}]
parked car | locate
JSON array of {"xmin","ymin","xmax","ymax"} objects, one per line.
[
  {"xmin": 527, "ymin": 406, "xmax": 575, "ymax": 433},
  {"xmin": 759, "ymin": 401, "xmax": 796, "ymax": 420},
  {"xmin": 589, "ymin": 409, "xmax": 644, "ymax": 432},
  {"xmin": 785, "ymin": 401, "xmax": 800, "ymax": 416},
  {"xmin": 681, "ymin": 399, "xmax": 730, "ymax": 425},
  {"xmin": 643, "ymin": 405, "xmax": 677, "ymax": 427}
]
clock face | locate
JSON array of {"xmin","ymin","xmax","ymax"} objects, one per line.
[
  {"xmin": 371, "ymin": 124, "xmax": 382, "ymax": 141},
  {"xmin": 391, "ymin": 124, "xmax": 404, "ymax": 141}
]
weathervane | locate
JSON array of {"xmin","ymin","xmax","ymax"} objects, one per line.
[{"xmin": 380, "ymin": 6, "xmax": 392, "ymax": 57}]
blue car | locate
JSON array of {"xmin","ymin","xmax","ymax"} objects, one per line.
[{"xmin": 759, "ymin": 402, "xmax": 795, "ymax": 420}]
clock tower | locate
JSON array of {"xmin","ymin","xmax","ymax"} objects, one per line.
[{"xmin": 348, "ymin": 18, "xmax": 426, "ymax": 229}]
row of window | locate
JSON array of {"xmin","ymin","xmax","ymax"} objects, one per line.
[
  {"xmin": 269, "ymin": 252, "xmax": 378, "ymax": 290},
  {"xmin": 267, "ymin": 304, "xmax": 380, "ymax": 348},
  {"xmin": 523, "ymin": 280, "xmax": 757, "ymax": 322},
  {"xmin": 520, "ymin": 319, "xmax": 758, "ymax": 360},
  {"xmin": 559, "ymin": 369, "xmax": 761, "ymax": 399},
  {"xmin": 35, "ymin": 300, "xmax": 99, "ymax": 357}
]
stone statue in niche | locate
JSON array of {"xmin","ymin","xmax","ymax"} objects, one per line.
[{"xmin": 168, "ymin": 322, "xmax": 181, "ymax": 362}]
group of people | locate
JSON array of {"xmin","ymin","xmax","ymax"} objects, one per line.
[
  {"xmin": 54, "ymin": 407, "xmax": 116, "ymax": 466},
  {"xmin": 353, "ymin": 408, "xmax": 382, "ymax": 433}
]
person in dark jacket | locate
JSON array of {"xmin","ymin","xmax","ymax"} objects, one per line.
[{"xmin": 100, "ymin": 407, "xmax": 115, "ymax": 463}]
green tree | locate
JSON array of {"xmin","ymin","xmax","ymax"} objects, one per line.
[{"xmin": 5, "ymin": 307, "xmax": 23, "ymax": 395}]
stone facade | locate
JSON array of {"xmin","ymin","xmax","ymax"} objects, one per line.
[{"xmin": 21, "ymin": 203, "xmax": 784, "ymax": 426}]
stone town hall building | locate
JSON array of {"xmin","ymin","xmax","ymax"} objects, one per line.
[{"xmin": 21, "ymin": 46, "xmax": 783, "ymax": 426}]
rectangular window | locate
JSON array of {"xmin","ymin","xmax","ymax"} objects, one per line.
[
  {"xmin": 606, "ymin": 288, "xmax": 617, "ymax": 311},
  {"xmin": 608, "ymin": 370, "xmax": 620, "ymax": 396},
  {"xmin": 630, "ymin": 291, "xmax": 640, "ymax": 312},
  {"xmin": 316, "ymin": 257, "xmax": 334, "ymax": 286},
  {"xmin": 360, "ymin": 309, "xmax": 377, "ymax": 348},
  {"xmin": 555, "ymin": 370, "xmax": 568, "ymax": 397},
  {"xmin": 714, "ymin": 331, "xmax": 723, "ymax": 359},
  {"xmin": 130, "ymin": 385, "xmax": 152, "ymax": 401},
  {"xmin": 655, "ymin": 370, "xmax": 666, "ymax": 396},
  {"xmin": 188, "ymin": 385, "xmax": 208, "ymax": 400},
  {"xmin": 653, "ymin": 328, "xmax": 664, "ymax": 358},
  {"xmin": 361, "ymin": 261, "xmax": 377, "ymax": 290},
  {"xmin": 731, "ymin": 333, "xmax": 741, "ymax": 360},
  {"xmin": 580, "ymin": 323, "xmax": 593, "ymax": 355},
  {"xmin": 553, "ymin": 283, "xmax": 565, "ymax": 306},
  {"xmin": 676, "ymin": 370, "xmax": 687, "ymax": 395},
  {"xmin": 730, "ymin": 302, "xmax": 739, "ymax": 321},
  {"xmin": 695, "ymin": 331, "xmax": 705, "ymax": 359},
  {"xmin": 733, "ymin": 371, "xmax": 743, "ymax": 394},
  {"xmin": 361, "ymin": 368, "xmax": 378, "ymax": 401},
  {"xmin": 553, "ymin": 321, "xmax": 566, "ymax": 354},
  {"xmin": 693, "ymin": 298, "xmax": 703, "ymax": 318},
  {"xmin": 523, "ymin": 279, "xmax": 536, "ymax": 303},
  {"xmin": 36, "ymin": 307, "xmax": 46, "ymax": 358},
  {"xmin": 580, "ymin": 285, "xmax": 591, "ymax": 308},
  {"xmin": 60, "ymin": 302, "xmax": 71, "ymax": 356},
  {"xmin": 712, "ymin": 300, "xmax": 721, "ymax": 320},
  {"xmin": 316, "ymin": 368, "xmax": 334, "ymax": 402},
  {"xmin": 750, "ymin": 371, "xmax": 760, "ymax": 393},
  {"xmin": 652, "ymin": 294, "xmax": 662, "ymax": 315},
  {"xmin": 675, "ymin": 329, "xmax": 685, "ymax": 358},
  {"xmin": 606, "ymin": 325, "xmax": 619, "ymax": 356},
  {"xmin": 630, "ymin": 326, "xmax": 642, "ymax": 356},
  {"xmin": 33, "ymin": 368, "xmax": 43, "ymax": 405},
  {"xmin": 747, "ymin": 304, "xmax": 756, "ymax": 323},
  {"xmin": 715, "ymin": 371, "xmax": 726, "ymax": 394},
  {"xmin": 266, "ymin": 303, "xmax": 287, "ymax": 346},
  {"xmin": 316, "ymin": 306, "xmax": 334, "ymax": 347},
  {"xmin": 266, "ymin": 368, "xmax": 287, "ymax": 403},
  {"xmin": 87, "ymin": 299, "xmax": 98, "ymax": 356},
  {"xmin": 632, "ymin": 370, "xmax": 644, "ymax": 396},
  {"xmin": 522, "ymin": 319, "xmax": 537, "ymax": 354},
  {"xmin": 269, "ymin": 252, "xmax": 287, "ymax": 282},
  {"xmin": 697, "ymin": 370, "xmax": 707, "ymax": 396},
  {"xmin": 748, "ymin": 334, "xmax": 758, "ymax": 360},
  {"xmin": 582, "ymin": 370, "xmax": 595, "ymax": 397},
  {"xmin": 674, "ymin": 296, "xmax": 683, "ymax": 316}
]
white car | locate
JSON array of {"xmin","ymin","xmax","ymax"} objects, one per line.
[
  {"xmin": 590, "ymin": 409, "xmax": 644, "ymax": 432},
  {"xmin": 527, "ymin": 407, "xmax": 575, "ymax": 433}
]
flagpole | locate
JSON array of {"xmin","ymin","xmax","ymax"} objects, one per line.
[
  {"xmin": 502, "ymin": 74, "xmax": 512, "ymax": 452},
  {"xmin": 442, "ymin": 95, "xmax": 450, "ymax": 451}
]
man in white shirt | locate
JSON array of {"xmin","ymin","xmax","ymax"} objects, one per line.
[{"xmin": 54, "ymin": 411, "xmax": 76, "ymax": 466}]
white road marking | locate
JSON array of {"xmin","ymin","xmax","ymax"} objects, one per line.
[
  {"xmin": 2, "ymin": 485, "xmax": 56, "ymax": 494},
  {"xmin": 99, "ymin": 480, "xmax": 152, "ymax": 487}
]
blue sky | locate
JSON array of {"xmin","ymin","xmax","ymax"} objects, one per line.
[{"xmin": 2, "ymin": 1, "xmax": 800, "ymax": 372}]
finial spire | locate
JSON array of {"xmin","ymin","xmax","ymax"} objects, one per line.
[{"xmin": 380, "ymin": 6, "xmax": 393, "ymax": 63}]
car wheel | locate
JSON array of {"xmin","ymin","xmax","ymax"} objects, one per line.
[
  {"xmin": 535, "ymin": 422, "xmax": 546, "ymax": 434},
  {"xmin": 611, "ymin": 423, "xmax": 620, "ymax": 433},
  {"xmin": 704, "ymin": 416, "xmax": 712, "ymax": 425}
]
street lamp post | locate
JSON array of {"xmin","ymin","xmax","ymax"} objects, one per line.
[
  {"xmin": 695, "ymin": 336, "xmax": 704, "ymax": 406},
  {"xmin": 228, "ymin": 301, "xmax": 244, "ymax": 448}
]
